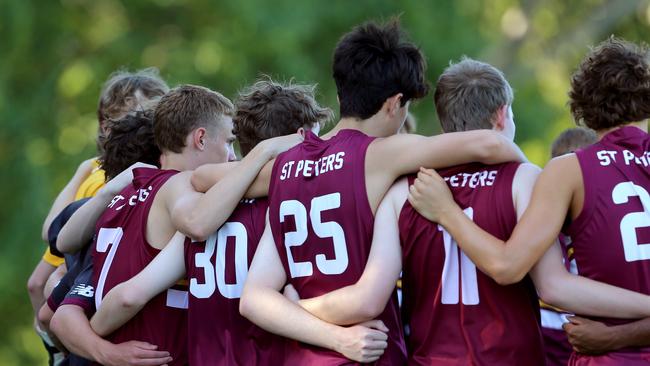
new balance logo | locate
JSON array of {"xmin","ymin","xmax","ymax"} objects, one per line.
[{"xmin": 69, "ymin": 284, "xmax": 94, "ymax": 298}]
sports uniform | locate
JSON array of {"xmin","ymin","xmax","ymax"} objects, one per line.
[
  {"xmin": 91, "ymin": 167, "xmax": 188, "ymax": 365},
  {"xmin": 185, "ymin": 198, "xmax": 286, "ymax": 365},
  {"xmin": 565, "ymin": 126, "xmax": 650, "ymax": 365},
  {"xmin": 399, "ymin": 163, "xmax": 544, "ymax": 365},
  {"xmin": 268, "ymin": 130, "xmax": 406, "ymax": 365}
]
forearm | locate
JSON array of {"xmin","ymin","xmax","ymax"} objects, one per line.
[
  {"xmin": 241, "ymin": 285, "xmax": 342, "ymax": 350},
  {"xmin": 539, "ymin": 273, "xmax": 650, "ymax": 319},
  {"xmin": 300, "ymin": 285, "xmax": 378, "ymax": 325},
  {"xmin": 438, "ymin": 207, "xmax": 523, "ymax": 284},
  {"xmin": 176, "ymin": 148, "xmax": 271, "ymax": 240},
  {"xmin": 607, "ymin": 318, "xmax": 650, "ymax": 348},
  {"xmin": 477, "ymin": 133, "xmax": 527, "ymax": 164},
  {"xmin": 50, "ymin": 305, "xmax": 110, "ymax": 361},
  {"xmin": 90, "ymin": 284, "xmax": 145, "ymax": 336},
  {"xmin": 57, "ymin": 187, "xmax": 115, "ymax": 253}
]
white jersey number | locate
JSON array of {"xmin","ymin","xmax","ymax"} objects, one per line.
[
  {"xmin": 95, "ymin": 227, "xmax": 188, "ymax": 310},
  {"xmin": 190, "ymin": 222, "xmax": 248, "ymax": 299},
  {"xmin": 437, "ymin": 207, "xmax": 480, "ymax": 305},
  {"xmin": 280, "ymin": 193, "xmax": 349, "ymax": 278},
  {"xmin": 95, "ymin": 227, "xmax": 124, "ymax": 310},
  {"xmin": 612, "ymin": 182, "xmax": 650, "ymax": 262}
]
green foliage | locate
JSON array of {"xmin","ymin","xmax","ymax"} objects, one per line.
[{"xmin": 1, "ymin": 0, "xmax": 648, "ymax": 363}]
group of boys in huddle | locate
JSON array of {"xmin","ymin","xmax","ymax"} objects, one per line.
[{"xmin": 27, "ymin": 19, "xmax": 650, "ymax": 366}]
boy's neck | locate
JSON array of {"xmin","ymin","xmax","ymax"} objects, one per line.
[
  {"xmin": 597, "ymin": 120, "xmax": 648, "ymax": 140},
  {"xmin": 323, "ymin": 115, "xmax": 392, "ymax": 140},
  {"xmin": 159, "ymin": 151, "xmax": 196, "ymax": 172}
]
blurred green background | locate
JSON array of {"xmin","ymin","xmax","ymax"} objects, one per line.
[{"xmin": 1, "ymin": 0, "xmax": 649, "ymax": 364}]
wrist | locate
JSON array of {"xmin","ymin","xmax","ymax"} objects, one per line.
[
  {"xmin": 437, "ymin": 204, "xmax": 464, "ymax": 229},
  {"xmin": 90, "ymin": 338, "xmax": 111, "ymax": 363},
  {"xmin": 606, "ymin": 325, "xmax": 626, "ymax": 350}
]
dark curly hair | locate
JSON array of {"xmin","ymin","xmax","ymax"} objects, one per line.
[
  {"xmin": 333, "ymin": 19, "xmax": 429, "ymax": 120},
  {"xmin": 569, "ymin": 37, "xmax": 650, "ymax": 130},
  {"xmin": 234, "ymin": 79, "xmax": 333, "ymax": 156},
  {"xmin": 99, "ymin": 111, "xmax": 161, "ymax": 180}
]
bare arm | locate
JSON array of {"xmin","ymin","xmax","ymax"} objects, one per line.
[
  {"xmin": 191, "ymin": 160, "xmax": 274, "ymax": 198},
  {"xmin": 57, "ymin": 162, "xmax": 154, "ymax": 254},
  {"xmin": 365, "ymin": 130, "xmax": 527, "ymax": 212},
  {"xmin": 90, "ymin": 233, "xmax": 186, "ymax": 336},
  {"xmin": 298, "ymin": 179, "xmax": 405, "ymax": 325},
  {"xmin": 532, "ymin": 244, "xmax": 650, "ymax": 318},
  {"xmin": 239, "ymin": 216, "xmax": 389, "ymax": 363},
  {"xmin": 42, "ymin": 158, "xmax": 96, "ymax": 240},
  {"xmin": 564, "ymin": 316, "xmax": 650, "ymax": 354},
  {"xmin": 172, "ymin": 135, "xmax": 300, "ymax": 241},
  {"xmin": 50, "ymin": 304, "xmax": 172, "ymax": 366},
  {"xmin": 408, "ymin": 157, "xmax": 576, "ymax": 285}
]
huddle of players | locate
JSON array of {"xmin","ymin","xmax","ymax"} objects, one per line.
[{"xmin": 32, "ymin": 19, "xmax": 650, "ymax": 366}]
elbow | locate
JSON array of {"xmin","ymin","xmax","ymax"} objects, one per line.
[
  {"xmin": 38, "ymin": 304, "xmax": 54, "ymax": 330},
  {"xmin": 356, "ymin": 301, "xmax": 384, "ymax": 321},
  {"xmin": 490, "ymin": 262, "xmax": 525, "ymax": 286},
  {"xmin": 118, "ymin": 286, "xmax": 148, "ymax": 311},
  {"xmin": 534, "ymin": 277, "xmax": 562, "ymax": 307},
  {"xmin": 239, "ymin": 291, "xmax": 254, "ymax": 319},
  {"xmin": 27, "ymin": 272, "xmax": 46, "ymax": 298},
  {"xmin": 476, "ymin": 133, "xmax": 505, "ymax": 163},
  {"xmin": 56, "ymin": 234, "xmax": 73, "ymax": 255},
  {"xmin": 49, "ymin": 310, "xmax": 65, "ymax": 339},
  {"xmin": 182, "ymin": 220, "xmax": 210, "ymax": 242},
  {"xmin": 190, "ymin": 169, "xmax": 209, "ymax": 193}
]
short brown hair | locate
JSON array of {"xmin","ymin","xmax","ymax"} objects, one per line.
[
  {"xmin": 434, "ymin": 57, "xmax": 513, "ymax": 133},
  {"xmin": 97, "ymin": 68, "xmax": 169, "ymax": 126},
  {"xmin": 569, "ymin": 37, "xmax": 650, "ymax": 130},
  {"xmin": 100, "ymin": 111, "xmax": 161, "ymax": 180},
  {"xmin": 550, "ymin": 127, "xmax": 598, "ymax": 158},
  {"xmin": 154, "ymin": 85, "xmax": 234, "ymax": 153},
  {"xmin": 234, "ymin": 79, "xmax": 333, "ymax": 156}
]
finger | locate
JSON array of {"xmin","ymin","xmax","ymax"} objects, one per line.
[
  {"xmin": 562, "ymin": 322, "xmax": 574, "ymax": 332},
  {"xmin": 419, "ymin": 167, "xmax": 436, "ymax": 177},
  {"xmin": 136, "ymin": 350, "xmax": 171, "ymax": 358},
  {"xmin": 364, "ymin": 347, "xmax": 387, "ymax": 356},
  {"xmin": 415, "ymin": 172, "xmax": 433, "ymax": 185},
  {"xmin": 132, "ymin": 342, "xmax": 158, "ymax": 350},
  {"xmin": 566, "ymin": 315, "xmax": 583, "ymax": 325},
  {"xmin": 409, "ymin": 184, "xmax": 422, "ymax": 201},
  {"xmin": 134, "ymin": 356, "xmax": 173, "ymax": 366},
  {"xmin": 365, "ymin": 320, "xmax": 388, "ymax": 332},
  {"xmin": 368, "ymin": 329, "xmax": 389, "ymax": 341},
  {"xmin": 366, "ymin": 340, "xmax": 388, "ymax": 350}
]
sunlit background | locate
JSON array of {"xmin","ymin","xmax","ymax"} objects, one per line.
[{"xmin": 2, "ymin": 0, "xmax": 649, "ymax": 363}]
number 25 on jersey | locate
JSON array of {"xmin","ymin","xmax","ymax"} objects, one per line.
[{"xmin": 280, "ymin": 193, "xmax": 349, "ymax": 278}]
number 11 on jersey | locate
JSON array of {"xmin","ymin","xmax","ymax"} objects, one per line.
[{"xmin": 437, "ymin": 207, "xmax": 480, "ymax": 306}]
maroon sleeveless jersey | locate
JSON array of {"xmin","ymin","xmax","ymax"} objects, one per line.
[
  {"xmin": 565, "ymin": 126, "xmax": 650, "ymax": 363},
  {"xmin": 399, "ymin": 163, "xmax": 544, "ymax": 366},
  {"xmin": 184, "ymin": 198, "xmax": 286, "ymax": 365},
  {"xmin": 268, "ymin": 130, "xmax": 407, "ymax": 365},
  {"xmin": 92, "ymin": 168, "xmax": 188, "ymax": 365}
]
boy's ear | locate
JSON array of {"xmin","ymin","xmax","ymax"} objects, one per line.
[
  {"xmin": 493, "ymin": 105, "xmax": 507, "ymax": 131},
  {"xmin": 192, "ymin": 127, "xmax": 207, "ymax": 150},
  {"xmin": 385, "ymin": 93, "xmax": 403, "ymax": 116}
]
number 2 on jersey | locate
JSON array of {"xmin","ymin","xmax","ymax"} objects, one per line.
[
  {"xmin": 438, "ymin": 207, "xmax": 480, "ymax": 305},
  {"xmin": 613, "ymin": 182, "xmax": 650, "ymax": 262},
  {"xmin": 280, "ymin": 193, "xmax": 349, "ymax": 278}
]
